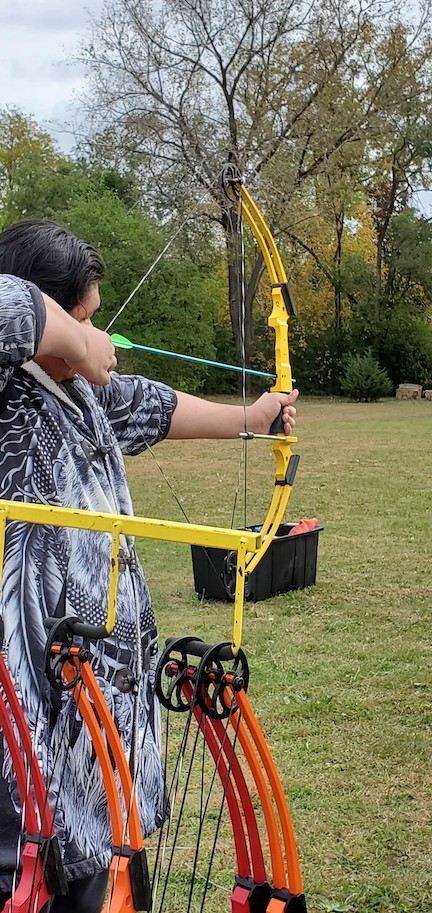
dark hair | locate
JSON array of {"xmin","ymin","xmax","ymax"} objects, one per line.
[{"xmin": 0, "ymin": 220, "xmax": 105, "ymax": 312}]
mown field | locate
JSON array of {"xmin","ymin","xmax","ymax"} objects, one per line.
[{"xmin": 126, "ymin": 397, "xmax": 432, "ymax": 913}]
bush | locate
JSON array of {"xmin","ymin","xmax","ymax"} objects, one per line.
[
  {"xmin": 378, "ymin": 313, "xmax": 432, "ymax": 388},
  {"xmin": 341, "ymin": 350, "xmax": 392, "ymax": 401},
  {"xmin": 290, "ymin": 325, "xmax": 352, "ymax": 395}
]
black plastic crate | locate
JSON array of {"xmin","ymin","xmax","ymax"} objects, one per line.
[{"xmin": 191, "ymin": 522, "xmax": 323, "ymax": 602}]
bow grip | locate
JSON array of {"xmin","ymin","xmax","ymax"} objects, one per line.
[{"xmin": 269, "ymin": 410, "xmax": 284, "ymax": 434}]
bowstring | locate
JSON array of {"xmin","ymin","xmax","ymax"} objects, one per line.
[
  {"xmin": 102, "ymin": 172, "xmax": 252, "ymax": 588},
  {"xmin": 93, "ymin": 166, "xmax": 260, "ymax": 905},
  {"xmin": 228, "ymin": 188, "xmax": 248, "ymax": 532}
]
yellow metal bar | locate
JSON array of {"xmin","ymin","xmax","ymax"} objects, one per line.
[
  {"xmin": 232, "ymin": 537, "xmax": 248, "ymax": 654},
  {"xmin": 0, "ymin": 500, "xmax": 260, "ymax": 551},
  {"xmin": 107, "ymin": 522, "xmax": 122, "ymax": 634},
  {"xmin": 0, "ymin": 499, "xmax": 261, "ymax": 644}
]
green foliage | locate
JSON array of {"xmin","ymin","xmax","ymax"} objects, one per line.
[
  {"xmin": 113, "ymin": 259, "xmax": 222, "ymax": 393},
  {"xmin": 378, "ymin": 312, "xmax": 432, "ymax": 388},
  {"xmin": 62, "ymin": 190, "xmax": 222, "ymax": 394},
  {"xmin": 341, "ymin": 251, "xmax": 376, "ymax": 308},
  {"xmin": 4, "ymin": 108, "xmax": 432, "ymax": 397},
  {"xmin": 53, "ymin": 183, "xmax": 161, "ymax": 316},
  {"xmin": 0, "ymin": 108, "xmax": 61, "ymax": 227},
  {"xmin": 341, "ymin": 350, "xmax": 392, "ymax": 401},
  {"xmin": 204, "ymin": 320, "xmax": 241, "ymax": 395},
  {"xmin": 383, "ymin": 210, "xmax": 432, "ymax": 311},
  {"xmin": 0, "ymin": 110, "xmax": 224, "ymax": 395},
  {"xmin": 290, "ymin": 325, "xmax": 352, "ymax": 395}
]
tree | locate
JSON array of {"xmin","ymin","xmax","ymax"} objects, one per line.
[
  {"xmin": 0, "ymin": 110, "xmax": 222, "ymax": 390},
  {"xmin": 81, "ymin": 0, "xmax": 432, "ymax": 367},
  {"xmin": 0, "ymin": 109, "xmax": 60, "ymax": 228},
  {"xmin": 382, "ymin": 208, "xmax": 432, "ymax": 312},
  {"xmin": 363, "ymin": 26, "xmax": 432, "ymax": 310}
]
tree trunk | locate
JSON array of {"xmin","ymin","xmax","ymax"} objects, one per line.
[
  {"xmin": 223, "ymin": 209, "xmax": 256, "ymax": 369},
  {"xmin": 374, "ymin": 160, "xmax": 399, "ymax": 314},
  {"xmin": 333, "ymin": 213, "xmax": 344, "ymax": 334}
]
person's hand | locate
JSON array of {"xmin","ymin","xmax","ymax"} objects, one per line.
[
  {"xmin": 246, "ymin": 389, "xmax": 299, "ymax": 436},
  {"xmin": 66, "ymin": 324, "xmax": 117, "ymax": 385}
]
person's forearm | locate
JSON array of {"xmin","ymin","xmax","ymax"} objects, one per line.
[
  {"xmin": 168, "ymin": 392, "xmax": 248, "ymax": 439},
  {"xmin": 167, "ymin": 389, "xmax": 298, "ymax": 440},
  {"xmin": 37, "ymin": 293, "xmax": 88, "ymax": 363}
]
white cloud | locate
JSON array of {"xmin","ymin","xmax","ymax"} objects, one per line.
[{"xmin": 0, "ymin": 0, "xmax": 105, "ymax": 150}]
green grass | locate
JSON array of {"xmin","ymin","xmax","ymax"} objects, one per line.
[{"xmin": 126, "ymin": 397, "xmax": 432, "ymax": 913}]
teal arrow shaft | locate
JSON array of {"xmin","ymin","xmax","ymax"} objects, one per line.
[{"xmin": 112, "ymin": 334, "xmax": 275, "ymax": 380}]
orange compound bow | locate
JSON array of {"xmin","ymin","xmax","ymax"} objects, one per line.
[
  {"xmin": 44, "ymin": 616, "xmax": 150, "ymax": 913},
  {"xmin": 153, "ymin": 637, "xmax": 307, "ymax": 913},
  {"xmin": 0, "ymin": 618, "xmax": 68, "ymax": 912},
  {"xmin": 0, "ymin": 619, "xmax": 307, "ymax": 913}
]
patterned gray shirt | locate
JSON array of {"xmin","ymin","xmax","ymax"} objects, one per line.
[{"xmin": 0, "ymin": 275, "xmax": 177, "ymax": 885}]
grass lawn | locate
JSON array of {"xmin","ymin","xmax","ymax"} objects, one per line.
[{"xmin": 126, "ymin": 397, "xmax": 432, "ymax": 913}]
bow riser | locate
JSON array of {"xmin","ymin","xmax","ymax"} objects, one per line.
[{"xmin": 269, "ymin": 286, "xmax": 294, "ymax": 395}]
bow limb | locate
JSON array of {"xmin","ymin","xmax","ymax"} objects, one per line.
[
  {"xmin": 0, "ymin": 623, "xmax": 67, "ymax": 912},
  {"xmin": 45, "ymin": 617, "xmax": 150, "ymax": 913},
  {"xmin": 221, "ymin": 167, "xmax": 300, "ymax": 577}
]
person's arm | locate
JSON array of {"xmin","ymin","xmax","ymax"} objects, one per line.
[
  {"xmin": 0, "ymin": 276, "xmax": 115, "ymax": 384},
  {"xmin": 0, "ymin": 275, "xmax": 46, "ymax": 368},
  {"xmin": 167, "ymin": 389, "xmax": 299, "ymax": 439},
  {"xmin": 41, "ymin": 291, "xmax": 297, "ymax": 439},
  {"xmin": 38, "ymin": 293, "xmax": 116, "ymax": 385}
]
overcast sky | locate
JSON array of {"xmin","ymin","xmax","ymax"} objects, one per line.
[
  {"xmin": 1, "ymin": 0, "xmax": 430, "ymax": 213},
  {"xmin": 0, "ymin": 0, "xmax": 105, "ymax": 151}
]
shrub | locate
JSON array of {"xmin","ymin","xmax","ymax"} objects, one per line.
[
  {"xmin": 379, "ymin": 313, "xmax": 432, "ymax": 388},
  {"xmin": 290, "ymin": 325, "xmax": 352, "ymax": 394},
  {"xmin": 341, "ymin": 350, "xmax": 392, "ymax": 401}
]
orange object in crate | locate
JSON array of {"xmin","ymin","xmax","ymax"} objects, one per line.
[{"xmin": 288, "ymin": 518, "xmax": 319, "ymax": 536}]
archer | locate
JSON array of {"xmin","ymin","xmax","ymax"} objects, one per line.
[{"xmin": 0, "ymin": 218, "xmax": 298, "ymax": 912}]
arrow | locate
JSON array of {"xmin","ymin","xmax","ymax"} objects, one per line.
[{"xmin": 111, "ymin": 333, "xmax": 276, "ymax": 380}]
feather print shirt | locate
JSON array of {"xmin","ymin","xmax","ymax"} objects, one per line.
[{"xmin": 0, "ymin": 275, "xmax": 177, "ymax": 885}]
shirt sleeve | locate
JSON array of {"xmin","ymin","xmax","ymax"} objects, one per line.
[
  {"xmin": 0, "ymin": 275, "xmax": 46, "ymax": 386},
  {"xmin": 92, "ymin": 371, "xmax": 177, "ymax": 455}
]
